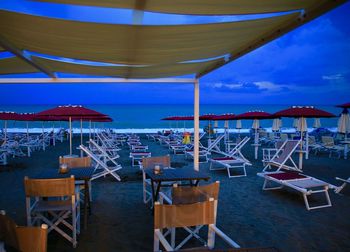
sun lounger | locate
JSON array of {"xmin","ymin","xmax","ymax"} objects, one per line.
[
  {"xmin": 263, "ymin": 140, "xmax": 301, "ymax": 172},
  {"xmin": 185, "ymin": 150, "xmax": 209, "ymax": 163},
  {"xmin": 209, "ymin": 157, "xmax": 247, "ymax": 178},
  {"xmin": 257, "ymin": 171, "xmax": 335, "ymax": 210},
  {"xmin": 79, "ymin": 144, "xmax": 122, "ymax": 181},
  {"xmin": 335, "ymin": 177, "xmax": 350, "ymax": 193},
  {"xmin": 321, "ymin": 136, "xmax": 344, "ymax": 158},
  {"xmin": 130, "ymin": 151, "xmax": 151, "ymax": 167}
]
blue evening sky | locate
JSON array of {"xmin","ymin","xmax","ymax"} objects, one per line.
[{"xmin": 0, "ymin": 0, "xmax": 349, "ymax": 105}]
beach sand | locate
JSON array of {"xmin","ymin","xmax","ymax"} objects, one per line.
[{"xmin": 1, "ymin": 134, "xmax": 349, "ymax": 251}]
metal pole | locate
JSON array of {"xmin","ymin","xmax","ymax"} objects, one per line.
[
  {"xmin": 80, "ymin": 119, "xmax": 83, "ymax": 157},
  {"xmin": 69, "ymin": 117, "xmax": 72, "ymax": 156},
  {"xmin": 194, "ymin": 79, "xmax": 200, "ymax": 171},
  {"xmin": 89, "ymin": 120, "xmax": 92, "ymax": 140},
  {"xmin": 4, "ymin": 121, "xmax": 7, "ymax": 144}
]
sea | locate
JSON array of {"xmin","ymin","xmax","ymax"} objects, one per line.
[{"xmin": 0, "ymin": 104, "xmax": 342, "ymax": 134}]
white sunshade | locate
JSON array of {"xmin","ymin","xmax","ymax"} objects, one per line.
[
  {"xmin": 293, "ymin": 118, "xmax": 299, "ymax": 128},
  {"xmin": 0, "ymin": 10, "xmax": 299, "ymax": 66},
  {"xmin": 297, "ymin": 117, "xmax": 307, "ymax": 132},
  {"xmin": 236, "ymin": 120, "xmax": 242, "ymax": 129},
  {"xmin": 35, "ymin": 0, "xmax": 320, "ymax": 15},
  {"xmin": 252, "ymin": 119, "xmax": 260, "ymax": 129},
  {"xmin": 313, "ymin": 118, "xmax": 321, "ymax": 128},
  {"xmin": 272, "ymin": 118, "xmax": 281, "ymax": 131},
  {"xmin": 338, "ymin": 113, "xmax": 350, "ymax": 134}
]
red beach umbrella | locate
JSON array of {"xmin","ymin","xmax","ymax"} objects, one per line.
[
  {"xmin": 36, "ymin": 105, "xmax": 108, "ymax": 156},
  {"xmin": 0, "ymin": 111, "xmax": 21, "ymax": 144},
  {"xmin": 274, "ymin": 106, "xmax": 335, "ymax": 169},
  {"xmin": 336, "ymin": 102, "xmax": 350, "ymax": 109},
  {"xmin": 235, "ymin": 111, "xmax": 273, "ymax": 159}
]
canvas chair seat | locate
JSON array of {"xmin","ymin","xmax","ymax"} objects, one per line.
[{"xmin": 34, "ymin": 200, "xmax": 72, "ymax": 212}]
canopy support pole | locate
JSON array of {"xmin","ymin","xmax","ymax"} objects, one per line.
[
  {"xmin": 89, "ymin": 120, "xmax": 92, "ymax": 140},
  {"xmin": 0, "ymin": 35, "xmax": 56, "ymax": 78},
  {"xmin": 194, "ymin": 78, "xmax": 200, "ymax": 171}
]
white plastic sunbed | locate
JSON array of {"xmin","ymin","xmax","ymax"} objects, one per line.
[
  {"xmin": 209, "ymin": 156, "xmax": 247, "ymax": 178},
  {"xmin": 257, "ymin": 171, "xmax": 335, "ymax": 210}
]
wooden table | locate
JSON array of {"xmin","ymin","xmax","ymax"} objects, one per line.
[
  {"xmin": 35, "ymin": 167, "xmax": 95, "ymax": 229},
  {"xmin": 144, "ymin": 168, "xmax": 210, "ymax": 204}
]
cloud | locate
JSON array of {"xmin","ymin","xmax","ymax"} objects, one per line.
[{"xmin": 322, "ymin": 74, "xmax": 344, "ymax": 80}]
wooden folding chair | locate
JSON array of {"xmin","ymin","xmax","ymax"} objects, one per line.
[
  {"xmin": 141, "ymin": 155, "xmax": 171, "ymax": 205},
  {"xmin": 0, "ymin": 210, "xmax": 47, "ymax": 252},
  {"xmin": 24, "ymin": 176, "xmax": 80, "ymax": 248},
  {"xmin": 158, "ymin": 181, "xmax": 220, "ymax": 250},
  {"xmin": 154, "ymin": 197, "xmax": 240, "ymax": 251},
  {"xmin": 59, "ymin": 156, "xmax": 93, "ymax": 201}
]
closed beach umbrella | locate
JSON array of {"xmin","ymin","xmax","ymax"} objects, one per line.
[
  {"xmin": 212, "ymin": 114, "xmax": 235, "ymax": 143},
  {"xmin": 313, "ymin": 118, "xmax": 321, "ymax": 128},
  {"xmin": 0, "ymin": 112, "xmax": 22, "ymax": 144},
  {"xmin": 337, "ymin": 108, "xmax": 350, "ymax": 139},
  {"xmin": 297, "ymin": 117, "xmax": 307, "ymax": 132},
  {"xmin": 293, "ymin": 118, "xmax": 299, "ymax": 128},
  {"xmin": 272, "ymin": 118, "xmax": 281, "ymax": 132},
  {"xmin": 252, "ymin": 119, "xmax": 259, "ymax": 129},
  {"xmin": 235, "ymin": 111, "xmax": 273, "ymax": 159},
  {"xmin": 274, "ymin": 106, "xmax": 335, "ymax": 169},
  {"xmin": 36, "ymin": 105, "xmax": 108, "ymax": 156},
  {"xmin": 236, "ymin": 120, "xmax": 242, "ymax": 129}
]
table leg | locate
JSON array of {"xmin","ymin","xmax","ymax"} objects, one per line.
[{"xmin": 84, "ymin": 179, "xmax": 91, "ymax": 229}]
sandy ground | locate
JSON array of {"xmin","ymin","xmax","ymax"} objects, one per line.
[{"xmin": 0, "ymin": 134, "xmax": 350, "ymax": 252}]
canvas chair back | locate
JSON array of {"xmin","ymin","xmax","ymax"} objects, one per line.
[
  {"xmin": 308, "ymin": 136, "xmax": 316, "ymax": 145},
  {"xmin": 322, "ymin": 136, "xmax": 334, "ymax": 147},
  {"xmin": 24, "ymin": 176, "xmax": 75, "ymax": 198},
  {"xmin": 280, "ymin": 133, "xmax": 288, "ymax": 141},
  {"xmin": 0, "ymin": 211, "xmax": 48, "ymax": 252},
  {"xmin": 272, "ymin": 140, "xmax": 299, "ymax": 164},
  {"xmin": 142, "ymin": 156, "xmax": 170, "ymax": 170},
  {"xmin": 171, "ymin": 181, "xmax": 219, "ymax": 205},
  {"xmin": 154, "ymin": 199, "xmax": 215, "ymax": 230},
  {"xmin": 59, "ymin": 156, "xmax": 91, "ymax": 168}
]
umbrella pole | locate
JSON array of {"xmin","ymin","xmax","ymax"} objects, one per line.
[
  {"xmin": 52, "ymin": 122, "xmax": 55, "ymax": 146},
  {"xmin": 26, "ymin": 121, "xmax": 29, "ymax": 141},
  {"xmin": 80, "ymin": 119, "xmax": 83, "ymax": 157},
  {"xmin": 254, "ymin": 128, "xmax": 258, "ymax": 160},
  {"xmin": 69, "ymin": 117, "xmax": 72, "ymax": 156},
  {"xmin": 89, "ymin": 120, "xmax": 92, "ymax": 140},
  {"xmin": 298, "ymin": 117, "xmax": 304, "ymax": 170},
  {"xmin": 42, "ymin": 122, "xmax": 45, "ymax": 151},
  {"xmin": 4, "ymin": 121, "xmax": 7, "ymax": 144}
]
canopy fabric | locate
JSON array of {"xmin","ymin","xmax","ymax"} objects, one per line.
[
  {"xmin": 235, "ymin": 111, "xmax": 273, "ymax": 120},
  {"xmin": 337, "ymin": 102, "xmax": 350, "ymax": 108},
  {"xmin": 0, "ymin": 57, "xmax": 39, "ymax": 75},
  {"xmin": 0, "ymin": 111, "xmax": 21, "ymax": 120},
  {"xmin": 35, "ymin": 0, "xmax": 320, "ymax": 15},
  {"xmin": 199, "ymin": 114, "xmax": 217, "ymax": 121},
  {"xmin": 274, "ymin": 106, "xmax": 335, "ymax": 118},
  {"xmin": 31, "ymin": 56, "xmax": 224, "ymax": 78},
  {"xmin": 212, "ymin": 114, "xmax": 235, "ymax": 121},
  {"xmin": 0, "ymin": 10, "xmax": 299, "ymax": 66},
  {"xmin": 272, "ymin": 118, "xmax": 282, "ymax": 131},
  {"xmin": 36, "ymin": 105, "xmax": 107, "ymax": 119}
]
